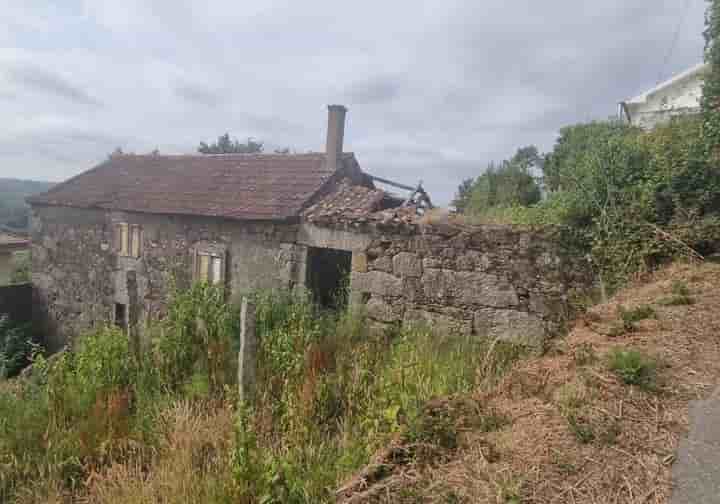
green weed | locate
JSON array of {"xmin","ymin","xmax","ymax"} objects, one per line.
[
  {"xmin": 619, "ymin": 305, "xmax": 656, "ymax": 324},
  {"xmin": 606, "ymin": 348, "xmax": 658, "ymax": 390}
]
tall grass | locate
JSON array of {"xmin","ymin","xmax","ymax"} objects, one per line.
[{"xmin": 0, "ymin": 285, "xmax": 525, "ymax": 503}]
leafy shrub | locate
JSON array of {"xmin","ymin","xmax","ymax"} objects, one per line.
[
  {"xmin": 619, "ymin": 305, "xmax": 656, "ymax": 324},
  {"xmin": 606, "ymin": 348, "xmax": 658, "ymax": 390},
  {"xmin": 155, "ymin": 282, "xmax": 237, "ymax": 394},
  {"xmin": 658, "ymin": 280, "xmax": 695, "ymax": 306},
  {"xmin": 0, "ymin": 316, "xmax": 34, "ymax": 378},
  {"xmin": 481, "ymin": 116, "xmax": 720, "ymax": 290},
  {"xmin": 567, "ymin": 413, "xmax": 596, "ymax": 444}
]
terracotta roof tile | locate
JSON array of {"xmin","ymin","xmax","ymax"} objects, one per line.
[
  {"xmin": 28, "ymin": 153, "xmax": 359, "ymax": 221},
  {"xmin": 302, "ymin": 180, "xmax": 419, "ymax": 229}
]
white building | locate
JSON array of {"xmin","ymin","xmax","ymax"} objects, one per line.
[{"xmin": 619, "ymin": 63, "xmax": 709, "ymax": 130}]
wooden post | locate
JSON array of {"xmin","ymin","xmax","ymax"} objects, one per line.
[
  {"xmin": 126, "ymin": 270, "xmax": 141, "ymax": 358},
  {"xmin": 238, "ymin": 297, "xmax": 257, "ymax": 403}
]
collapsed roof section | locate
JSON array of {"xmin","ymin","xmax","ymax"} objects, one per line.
[{"xmin": 301, "ymin": 179, "xmax": 432, "ymax": 231}]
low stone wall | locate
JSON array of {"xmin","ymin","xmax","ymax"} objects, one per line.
[
  {"xmin": 0, "ymin": 283, "xmax": 32, "ymax": 325},
  {"xmin": 301, "ymin": 220, "xmax": 594, "ymax": 346}
]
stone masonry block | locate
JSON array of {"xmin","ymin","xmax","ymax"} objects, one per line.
[
  {"xmin": 352, "ymin": 252, "xmax": 368, "ymax": 273},
  {"xmin": 421, "ymin": 269, "xmax": 519, "ymax": 308},
  {"xmin": 473, "ymin": 308, "xmax": 546, "ymax": 345},
  {"xmin": 366, "ymin": 297, "xmax": 402, "ymax": 323},
  {"xmin": 351, "ymin": 270, "xmax": 403, "ymax": 297},
  {"xmin": 371, "ymin": 255, "xmax": 393, "ymax": 273},
  {"xmin": 404, "ymin": 308, "xmax": 472, "ymax": 336},
  {"xmin": 392, "ymin": 252, "xmax": 422, "ymax": 278}
]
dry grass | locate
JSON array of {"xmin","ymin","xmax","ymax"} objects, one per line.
[
  {"xmin": 338, "ymin": 261, "xmax": 720, "ymax": 503},
  {"xmin": 77, "ymin": 400, "xmax": 235, "ymax": 504}
]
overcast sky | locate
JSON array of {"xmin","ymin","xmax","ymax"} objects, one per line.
[{"xmin": 0, "ymin": 0, "xmax": 708, "ymax": 204}]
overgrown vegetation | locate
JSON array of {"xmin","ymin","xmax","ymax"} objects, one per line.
[
  {"xmin": 0, "ymin": 285, "xmax": 525, "ymax": 502},
  {"xmin": 462, "ymin": 117, "xmax": 720, "ymax": 289},
  {"xmin": 0, "ymin": 315, "xmax": 34, "ymax": 378},
  {"xmin": 452, "ymin": 146, "xmax": 542, "ymax": 215}
]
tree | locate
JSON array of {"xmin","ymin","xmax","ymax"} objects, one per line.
[
  {"xmin": 463, "ymin": 146, "xmax": 542, "ymax": 215},
  {"xmin": 542, "ymin": 121, "xmax": 631, "ymax": 192},
  {"xmin": 452, "ymin": 177, "xmax": 474, "ymax": 212},
  {"xmin": 198, "ymin": 134, "xmax": 264, "ymax": 154}
]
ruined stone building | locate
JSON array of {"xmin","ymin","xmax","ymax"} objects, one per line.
[{"xmin": 29, "ymin": 106, "xmax": 591, "ymax": 352}]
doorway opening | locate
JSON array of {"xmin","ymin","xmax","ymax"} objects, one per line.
[
  {"xmin": 306, "ymin": 247, "xmax": 352, "ymax": 310},
  {"xmin": 114, "ymin": 303, "xmax": 127, "ymax": 331}
]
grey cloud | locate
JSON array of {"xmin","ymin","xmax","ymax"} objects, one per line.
[
  {"xmin": 345, "ymin": 75, "xmax": 402, "ymax": 105},
  {"xmin": 1, "ymin": 0, "xmax": 709, "ymax": 203},
  {"xmin": 174, "ymin": 81, "xmax": 224, "ymax": 107},
  {"xmin": 7, "ymin": 65, "xmax": 101, "ymax": 106}
]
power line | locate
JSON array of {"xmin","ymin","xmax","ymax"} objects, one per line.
[{"xmin": 657, "ymin": 0, "xmax": 694, "ymax": 84}]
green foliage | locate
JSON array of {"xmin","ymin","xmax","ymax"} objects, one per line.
[
  {"xmin": 241, "ymin": 290, "xmax": 509, "ymax": 502},
  {"xmin": 702, "ymin": 0, "xmax": 720, "ymax": 163},
  {"xmin": 198, "ymin": 133, "xmax": 264, "ymax": 154},
  {"xmin": 658, "ymin": 280, "xmax": 696, "ymax": 306},
  {"xmin": 455, "ymin": 146, "xmax": 542, "ymax": 215},
  {"xmin": 606, "ymin": 348, "xmax": 658, "ymax": 390},
  {"xmin": 489, "ymin": 115, "xmax": 720, "ymax": 289},
  {"xmin": 1, "ymin": 286, "xmax": 528, "ymax": 502},
  {"xmin": 671, "ymin": 280, "xmax": 690, "ymax": 297},
  {"xmin": 451, "ymin": 177, "xmax": 474, "ymax": 212},
  {"xmin": 616, "ymin": 305, "xmax": 656, "ymax": 334},
  {"xmin": 567, "ymin": 413, "xmax": 596, "ymax": 444},
  {"xmin": 154, "ymin": 281, "xmax": 237, "ymax": 393},
  {"xmin": 0, "ymin": 316, "xmax": 34, "ymax": 378},
  {"xmin": 0, "ymin": 326, "xmax": 163, "ymax": 500},
  {"xmin": 619, "ymin": 305, "xmax": 655, "ymax": 324}
]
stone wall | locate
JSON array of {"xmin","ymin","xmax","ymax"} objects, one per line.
[
  {"xmin": 302, "ymin": 221, "xmax": 592, "ymax": 346},
  {"xmin": 31, "ymin": 205, "xmax": 303, "ymax": 351}
]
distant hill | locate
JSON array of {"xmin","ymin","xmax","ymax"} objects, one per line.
[{"xmin": 0, "ymin": 178, "xmax": 54, "ymax": 231}]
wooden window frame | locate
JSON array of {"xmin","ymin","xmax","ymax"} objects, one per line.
[
  {"xmin": 192, "ymin": 242, "xmax": 228, "ymax": 286},
  {"xmin": 114, "ymin": 222, "xmax": 142, "ymax": 258}
]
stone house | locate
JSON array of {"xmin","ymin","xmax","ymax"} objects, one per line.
[
  {"xmin": 0, "ymin": 231, "xmax": 29, "ymax": 285},
  {"xmin": 619, "ymin": 62, "xmax": 708, "ymax": 130},
  {"xmin": 29, "ymin": 105, "xmax": 592, "ymax": 352}
]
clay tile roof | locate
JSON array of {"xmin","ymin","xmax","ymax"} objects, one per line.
[
  {"xmin": 28, "ymin": 153, "xmax": 359, "ymax": 221},
  {"xmin": 0, "ymin": 232, "xmax": 29, "ymax": 250}
]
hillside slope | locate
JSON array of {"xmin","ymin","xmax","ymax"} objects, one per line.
[
  {"xmin": 338, "ymin": 262, "xmax": 720, "ymax": 503},
  {"xmin": 0, "ymin": 178, "xmax": 54, "ymax": 230}
]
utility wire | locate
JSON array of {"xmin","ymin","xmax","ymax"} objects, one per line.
[{"xmin": 657, "ymin": 0, "xmax": 694, "ymax": 84}]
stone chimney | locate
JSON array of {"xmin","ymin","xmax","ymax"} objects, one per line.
[{"xmin": 326, "ymin": 104, "xmax": 347, "ymax": 172}]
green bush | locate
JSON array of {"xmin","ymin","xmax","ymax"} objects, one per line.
[
  {"xmin": 606, "ymin": 348, "xmax": 658, "ymax": 390},
  {"xmin": 155, "ymin": 282, "xmax": 237, "ymax": 393},
  {"xmin": 0, "ymin": 316, "xmax": 34, "ymax": 378},
  {"xmin": 658, "ymin": 280, "xmax": 695, "ymax": 306}
]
